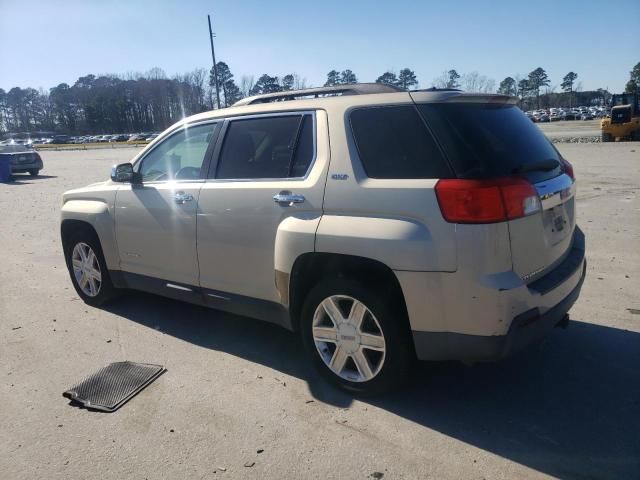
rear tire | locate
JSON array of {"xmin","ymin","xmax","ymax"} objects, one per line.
[
  {"xmin": 29, "ymin": 169, "xmax": 39, "ymax": 176},
  {"xmin": 601, "ymin": 132, "xmax": 613, "ymax": 142},
  {"xmin": 63, "ymin": 226, "xmax": 118, "ymax": 307},
  {"xmin": 300, "ymin": 277, "xmax": 414, "ymax": 395}
]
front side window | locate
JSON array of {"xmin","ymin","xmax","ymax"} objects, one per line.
[
  {"xmin": 215, "ymin": 114, "xmax": 314, "ymax": 180},
  {"xmin": 138, "ymin": 123, "xmax": 216, "ymax": 182}
]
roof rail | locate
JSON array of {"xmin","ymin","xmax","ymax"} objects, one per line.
[
  {"xmin": 233, "ymin": 83, "xmax": 405, "ymax": 106},
  {"xmin": 411, "ymin": 87, "xmax": 463, "ymax": 92}
]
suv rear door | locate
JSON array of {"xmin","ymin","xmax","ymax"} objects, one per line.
[
  {"xmin": 414, "ymin": 96, "xmax": 576, "ymax": 281},
  {"xmin": 196, "ymin": 111, "xmax": 329, "ymax": 307}
]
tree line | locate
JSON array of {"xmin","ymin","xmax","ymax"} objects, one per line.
[
  {"xmin": 496, "ymin": 62, "xmax": 639, "ymax": 110},
  {"xmin": 2, "ymin": 61, "xmax": 638, "ymax": 136},
  {"xmin": 0, "ymin": 68, "xmax": 211, "ymax": 136}
]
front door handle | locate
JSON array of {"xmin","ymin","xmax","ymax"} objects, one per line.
[
  {"xmin": 174, "ymin": 191, "xmax": 194, "ymax": 204},
  {"xmin": 273, "ymin": 191, "xmax": 305, "ymax": 206}
]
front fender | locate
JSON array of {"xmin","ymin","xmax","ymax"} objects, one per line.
[{"xmin": 61, "ymin": 193, "xmax": 119, "ymax": 270}]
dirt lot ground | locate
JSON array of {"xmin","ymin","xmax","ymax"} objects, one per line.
[
  {"xmin": 1, "ymin": 143, "xmax": 639, "ymax": 480},
  {"xmin": 537, "ymin": 119, "xmax": 601, "ymax": 140}
]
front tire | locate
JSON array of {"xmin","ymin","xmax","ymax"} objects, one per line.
[
  {"xmin": 601, "ymin": 132, "xmax": 613, "ymax": 142},
  {"xmin": 63, "ymin": 227, "xmax": 117, "ymax": 307},
  {"xmin": 300, "ymin": 277, "xmax": 414, "ymax": 395}
]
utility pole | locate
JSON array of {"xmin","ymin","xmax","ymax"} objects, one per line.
[{"xmin": 208, "ymin": 14, "xmax": 221, "ymax": 109}]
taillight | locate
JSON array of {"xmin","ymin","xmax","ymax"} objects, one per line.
[
  {"xmin": 561, "ymin": 158, "xmax": 574, "ymax": 180},
  {"xmin": 435, "ymin": 177, "xmax": 541, "ymax": 224}
]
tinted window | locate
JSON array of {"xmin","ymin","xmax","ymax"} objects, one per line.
[
  {"xmin": 418, "ymin": 103, "xmax": 562, "ymax": 182},
  {"xmin": 138, "ymin": 123, "xmax": 216, "ymax": 182},
  {"xmin": 216, "ymin": 114, "xmax": 314, "ymax": 179},
  {"xmin": 350, "ymin": 106, "xmax": 452, "ymax": 179}
]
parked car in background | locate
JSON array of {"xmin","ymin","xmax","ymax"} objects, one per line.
[
  {"xmin": 128, "ymin": 133, "xmax": 148, "ymax": 141},
  {"xmin": 0, "ymin": 144, "xmax": 43, "ymax": 176},
  {"xmin": 61, "ymin": 84, "xmax": 585, "ymax": 394}
]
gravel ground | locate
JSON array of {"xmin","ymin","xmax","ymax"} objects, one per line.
[
  {"xmin": 1, "ymin": 143, "xmax": 639, "ymax": 480},
  {"xmin": 537, "ymin": 119, "xmax": 601, "ymax": 140}
]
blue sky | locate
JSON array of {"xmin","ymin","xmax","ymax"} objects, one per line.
[{"xmin": 1, "ymin": 0, "xmax": 638, "ymax": 92}]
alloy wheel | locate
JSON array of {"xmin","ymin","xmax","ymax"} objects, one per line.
[
  {"xmin": 312, "ymin": 295, "xmax": 386, "ymax": 382},
  {"xmin": 71, "ymin": 242, "xmax": 102, "ymax": 297}
]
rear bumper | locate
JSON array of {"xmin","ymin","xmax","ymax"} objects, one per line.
[
  {"xmin": 405, "ymin": 226, "xmax": 586, "ymax": 361},
  {"xmin": 412, "ymin": 260, "xmax": 585, "ymax": 361},
  {"xmin": 11, "ymin": 160, "xmax": 43, "ymax": 172}
]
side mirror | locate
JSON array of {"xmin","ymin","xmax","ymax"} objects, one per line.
[{"xmin": 111, "ymin": 163, "xmax": 141, "ymax": 184}]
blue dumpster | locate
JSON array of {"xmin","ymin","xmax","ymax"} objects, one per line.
[{"xmin": 0, "ymin": 153, "xmax": 12, "ymax": 182}]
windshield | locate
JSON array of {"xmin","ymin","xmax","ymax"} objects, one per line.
[{"xmin": 418, "ymin": 103, "xmax": 563, "ymax": 183}]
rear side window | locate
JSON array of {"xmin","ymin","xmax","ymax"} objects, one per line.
[
  {"xmin": 215, "ymin": 114, "xmax": 314, "ymax": 179},
  {"xmin": 350, "ymin": 106, "xmax": 452, "ymax": 179},
  {"xmin": 417, "ymin": 103, "xmax": 562, "ymax": 182}
]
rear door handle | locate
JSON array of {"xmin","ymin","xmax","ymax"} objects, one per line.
[
  {"xmin": 174, "ymin": 191, "xmax": 194, "ymax": 204},
  {"xmin": 273, "ymin": 191, "xmax": 305, "ymax": 206}
]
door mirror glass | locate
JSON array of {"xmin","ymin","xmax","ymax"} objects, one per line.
[{"xmin": 111, "ymin": 163, "xmax": 140, "ymax": 183}]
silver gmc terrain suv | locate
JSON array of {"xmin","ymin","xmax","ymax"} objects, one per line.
[{"xmin": 61, "ymin": 84, "xmax": 586, "ymax": 394}]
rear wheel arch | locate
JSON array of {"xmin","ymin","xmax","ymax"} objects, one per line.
[{"xmin": 288, "ymin": 252, "xmax": 410, "ymax": 333}]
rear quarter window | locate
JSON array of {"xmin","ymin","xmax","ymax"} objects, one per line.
[{"xmin": 349, "ymin": 105, "xmax": 453, "ymax": 179}]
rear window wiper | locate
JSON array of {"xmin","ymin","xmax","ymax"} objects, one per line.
[{"xmin": 512, "ymin": 159, "xmax": 559, "ymax": 174}]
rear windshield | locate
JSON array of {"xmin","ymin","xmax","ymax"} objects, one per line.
[{"xmin": 418, "ymin": 103, "xmax": 562, "ymax": 183}]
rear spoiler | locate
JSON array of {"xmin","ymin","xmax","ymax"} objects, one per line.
[{"xmin": 410, "ymin": 91, "xmax": 518, "ymax": 105}]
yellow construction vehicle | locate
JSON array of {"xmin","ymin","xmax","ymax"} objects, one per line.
[{"xmin": 601, "ymin": 93, "xmax": 640, "ymax": 141}]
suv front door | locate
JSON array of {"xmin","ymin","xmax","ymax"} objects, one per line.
[
  {"xmin": 197, "ymin": 111, "xmax": 328, "ymax": 309},
  {"xmin": 114, "ymin": 122, "xmax": 218, "ymax": 290}
]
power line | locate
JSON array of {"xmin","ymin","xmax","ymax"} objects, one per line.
[{"xmin": 208, "ymin": 14, "xmax": 221, "ymax": 110}]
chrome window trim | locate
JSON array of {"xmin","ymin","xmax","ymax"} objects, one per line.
[
  {"xmin": 133, "ymin": 120, "xmax": 220, "ymax": 183},
  {"xmin": 137, "ymin": 179, "xmax": 206, "ymax": 186},
  {"xmin": 206, "ymin": 110, "xmax": 317, "ymax": 183}
]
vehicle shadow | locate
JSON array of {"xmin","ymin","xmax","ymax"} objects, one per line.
[
  {"xmin": 2, "ymin": 174, "xmax": 58, "ymax": 185},
  {"xmin": 106, "ymin": 292, "xmax": 640, "ymax": 479}
]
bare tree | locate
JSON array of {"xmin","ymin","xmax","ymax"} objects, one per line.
[
  {"xmin": 293, "ymin": 74, "xmax": 307, "ymax": 90},
  {"xmin": 461, "ymin": 72, "xmax": 480, "ymax": 91},
  {"xmin": 190, "ymin": 68, "xmax": 208, "ymax": 110},
  {"xmin": 239, "ymin": 75, "xmax": 255, "ymax": 97},
  {"xmin": 145, "ymin": 67, "xmax": 167, "ymax": 80},
  {"xmin": 461, "ymin": 72, "xmax": 496, "ymax": 93}
]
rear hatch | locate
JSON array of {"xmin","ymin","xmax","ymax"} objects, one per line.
[
  {"xmin": 9, "ymin": 151, "xmax": 40, "ymax": 165},
  {"xmin": 413, "ymin": 95, "xmax": 576, "ymax": 282}
]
